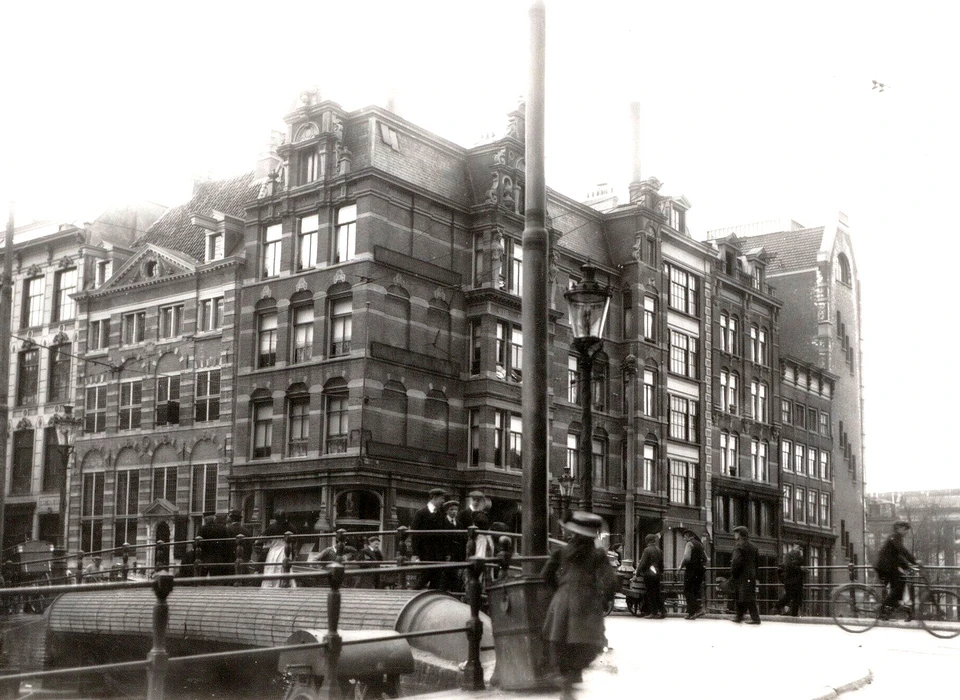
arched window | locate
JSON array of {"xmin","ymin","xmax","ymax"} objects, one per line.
[
  {"xmin": 250, "ymin": 389, "xmax": 274, "ymax": 459},
  {"xmin": 151, "ymin": 444, "xmax": 179, "ymax": 504},
  {"xmin": 287, "ymin": 383, "xmax": 310, "ymax": 457},
  {"xmin": 592, "ymin": 428, "xmax": 609, "ymax": 489},
  {"xmin": 836, "ymin": 253, "xmax": 851, "ymax": 284},
  {"xmin": 80, "ymin": 450, "xmax": 106, "ymax": 553},
  {"xmin": 323, "ymin": 378, "xmax": 349, "ymax": 454},
  {"xmin": 640, "ymin": 435, "xmax": 658, "ymax": 492}
]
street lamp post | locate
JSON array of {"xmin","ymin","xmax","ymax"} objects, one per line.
[
  {"xmin": 52, "ymin": 405, "xmax": 82, "ymax": 551},
  {"xmin": 564, "ymin": 262, "xmax": 611, "ymax": 513},
  {"xmin": 557, "ymin": 468, "xmax": 575, "ymax": 528}
]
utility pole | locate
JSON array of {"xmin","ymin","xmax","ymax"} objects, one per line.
[{"xmin": 0, "ymin": 202, "xmax": 14, "ymax": 555}]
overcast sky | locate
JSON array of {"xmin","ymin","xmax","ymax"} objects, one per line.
[{"xmin": 2, "ymin": 1, "xmax": 957, "ymax": 492}]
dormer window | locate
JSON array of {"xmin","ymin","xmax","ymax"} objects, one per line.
[
  {"xmin": 95, "ymin": 259, "xmax": 110, "ymax": 288},
  {"xmin": 752, "ymin": 264, "xmax": 763, "ymax": 290},
  {"xmin": 206, "ymin": 231, "xmax": 224, "ymax": 262},
  {"xmin": 668, "ymin": 205, "xmax": 685, "ymax": 232},
  {"xmin": 297, "ymin": 148, "xmax": 322, "ymax": 185}
]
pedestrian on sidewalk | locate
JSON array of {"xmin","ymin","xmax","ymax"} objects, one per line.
[
  {"xmin": 635, "ymin": 534, "xmax": 666, "ymax": 619},
  {"xmin": 541, "ymin": 511, "xmax": 619, "ymax": 700},
  {"xmin": 775, "ymin": 546, "xmax": 806, "ymax": 616},
  {"xmin": 730, "ymin": 526, "xmax": 761, "ymax": 624},
  {"xmin": 680, "ymin": 529, "xmax": 707, "ymax": 619},
  {"xmin": 261, "ymin": 510, "xmax": 297, "ymax": 589}
]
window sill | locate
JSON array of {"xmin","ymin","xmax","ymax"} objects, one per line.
[{"xmin": 194, "ymin": 330, "xmax": 223, "ymax": 339}]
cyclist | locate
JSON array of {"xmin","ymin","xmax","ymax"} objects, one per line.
[{"xmin": 874, "ymin": 520, "xmax": 918, "ymax": 619}]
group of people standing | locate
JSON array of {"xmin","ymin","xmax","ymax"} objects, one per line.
[{"xmin": 410, "ymin": 488, "xmax": 503, "ymax": 591}]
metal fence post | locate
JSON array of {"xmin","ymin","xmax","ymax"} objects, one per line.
[
  {"xmin": 496, "ymin": 536, "xmax": 513, "ymax": 581},
  {"xmin": 326, "ymin": 562, "xmax": 344, "ymax": 700},
  {"xmin": 467, "ymin": 525, "xmax": 478, "ymax": 558},
  {"xmin": 396, "ymin": 526, "xmax": 409, "ymax": 590},
  {"xmin": 193, "ymin": 537, "xmax": 203, "ymax": 578},
  {"xmin": 76, "ymin": 552, "xmax": 85, "ymax": 585},
  {"xmin": 281, "ymin": 531, "xmax": 293, "ymax": 588},
  {"xmin": 462, "ymin": 558, "xmax": 485, "ymax": 691},
  {"xmin": 146, "ymin": 571, "xmax": 174, "ymax": 700},
  {"xmin": 235, "ymin": 534, "xmax": 245, "ymax": 585},
  {"xmin": 122, "ymin": 542, "xmax": 130, "ymax": 581}
]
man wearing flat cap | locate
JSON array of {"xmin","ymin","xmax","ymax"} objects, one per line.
[
  {"xmin": 730, "ymin": 525, "xmax": 761, "ymax": 624},
  {"xmin": 443, "ymin": 500, "xmax": 466, "ymax": 591},
  {"xmin": 456, "ymin": 490, "xmax": 486, "ymax": 530},
  {"xmin": 411, "ymin": 488, "xmax": 449, "ymax": 589}
]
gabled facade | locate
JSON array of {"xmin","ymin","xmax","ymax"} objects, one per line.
[
  {"xmin": 66, "ymin": 176, "xmax": 253, "ymax": 566},
  {"xmin": 736, "ymin": 214, "xmax": 867, "ymax": 567},
  {"xmin": 1, "ymin": 204, "xmax": 164, "ymax": 555}
]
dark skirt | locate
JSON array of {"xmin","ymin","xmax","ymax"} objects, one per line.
[{"xmin": 546, "ymin": 640, "xmax": 604, "ymax": 675}]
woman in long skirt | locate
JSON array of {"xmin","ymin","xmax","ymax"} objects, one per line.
[
  {"xmin": 541, "ymin": 511, "xmax": 618, "ymax": 699},
  {"xmin": 260, "ymin": 511, "xmax": 297, "ymax": 589}
]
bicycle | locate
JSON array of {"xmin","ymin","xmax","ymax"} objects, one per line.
[{"xmin": 830, "ymin": 565, "xmax": 960, "ymax": 639}]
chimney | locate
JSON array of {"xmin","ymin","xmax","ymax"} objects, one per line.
[{"xmin": 629, "ymin": 102, "xmax": 643, "ymax": 203}]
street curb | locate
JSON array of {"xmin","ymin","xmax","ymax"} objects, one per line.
[{"xmin": 808, "ymin": 668, "xmax": 874, "ymax": 700}]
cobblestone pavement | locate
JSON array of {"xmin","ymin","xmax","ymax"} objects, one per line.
[{"xmin": 409, "ymin": 613, "xmax": 876, "ymax": 700}]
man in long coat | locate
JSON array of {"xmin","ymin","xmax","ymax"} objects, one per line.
[
  {"xmin": 680, "ymin": 530, "xmax": 707, "ymax": 619},
  {"xmin": 730, "ymin": 525, "xmax": 761, "ymax": 624},
  {"xmin": 776, "ymin": 546, "xmax": 805, "ymax": 616},
  {"xmin": 411, "ymin": 488, "xmax": 448, "ymax": 589}
]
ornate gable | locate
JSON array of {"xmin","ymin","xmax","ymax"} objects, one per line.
[
  {"xmin": 142, "ymin": 498, "xmax": 180, "ymax": 518},
  {"xmin": 104, "ymin": 245, "xmax": 197, "ymax": 290}
]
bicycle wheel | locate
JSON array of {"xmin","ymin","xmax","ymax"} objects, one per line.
[
  {"xmin": 831, "ymin": 583, "xmax": 881, "ymax": 633},
  {"xmin": 918, "ymin": 587, "xmax": 960, "ymax": 639}
]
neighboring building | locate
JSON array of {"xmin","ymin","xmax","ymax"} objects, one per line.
[
  {"xmin": 866, "ymin": 490, "xmax": 960, "ymax": 572},
  {"xmin": 1, "ymin": 205, "xmax": 163, "ymax": 555},
  {"xmin": 729, "ymin": 214, "xmax": 867, "ymax": 568},
  {"xmin": 706, "ymin": 234, "xmax": 782, "ymax": 574},
  {"xmin": 779, "ymin": 355, "xmax": 838, "ymax": 580},
  {"xmin": 66, "ymin": 176, "xmax": 253, "ymax": 566}
]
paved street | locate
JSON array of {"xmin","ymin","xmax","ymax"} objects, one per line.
[{"xmin": 411, "ymin": 612, "xmax": 960, "ymax": 700}]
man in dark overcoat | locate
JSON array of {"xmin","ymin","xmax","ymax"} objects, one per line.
[
  {"xmin": 730, "ymin": 525, "xmax": 761, "ymax": 624},
  {"xmin": 225, "ymin": 509, "xmax": 254, "ymax": 580},
  {"xmin": 411, "ymin": 488, "xmax": 448, "ymax": 589},
  {"xmin": 636, "ymin": 533, "xmax": 666, "ymax": 618},
  {"xmin": 680, "ymin": 530, "xmax": 707, "ymax": 619},
  {"xmin": 442, "ymin": 500, "xmax": 466, "ymax": 592},
  {"xmin": 776, "ymin": 546, "xmax": 805, "ymax": 616}
]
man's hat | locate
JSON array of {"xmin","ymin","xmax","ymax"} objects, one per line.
[
  {"xmin": 732, "ymin": 525, "xmax": 749, "ymax": 537},
  {"xmin": 203, "ymin": 511, "xmax": 216, "ymax": 518},
  {"xmin": 228, "ymin": 509, "xmax": 242, "ymax": 521},
  {"xmin": 562, "ymin": 511, "xmax": 604, "ymax": 538},
  {"xmin": 93, "ymin": 554, "xmax": 103, "ymax": 560},
  {"xmin": 429, "ymin": 488, "xmax": 447, "ymax": 498},
  {"xmin": 467, "ymin": 490, "xmax": 485, "ymax": 499},
  {"xmin": 894, "ymin": 520, "xmax": 911, "ymax": 530},
  {"xmin": 368, "ymin": 535, "xmax": 381, "ymax": 544},
  {"xmin": 443, "ymin": 500, "xmax": 460, "ymax": 512}
]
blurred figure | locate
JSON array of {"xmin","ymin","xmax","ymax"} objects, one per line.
[
  {"xmin": 776, "ymin": 546, "xmax": 806, "ymax": 616},
  {"xmin": 261, "ymin": 510, "xmax": 296, "ymax": 589},
  {"xmin": 411, "ymin": 488, "xmax": 448, "ymax": 590},
  {"xmin": 84, "ymin": 555, "xmax": 106, "ymax": 583},
  {"xmin": 875, "ymin": 520, "xmax": 918, "ymax": 620},
  {"xmin": 730, "ymin": 526, "xmax": 761, "ymax": 624},
  {"xmin": 358, "ymin": 536, "xmax": 385, "ymax": 588},
  {"xmin": 635, "ymin": 534, "xmax": 665, "ymax": 619},
  {"xmin": 541, "ymin": 511, "xmax": 618, "ymax": 700}
]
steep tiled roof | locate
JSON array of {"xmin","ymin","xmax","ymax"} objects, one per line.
[
  {"xmin": 139, "ymin": 172, "xmax": 257, "ymax": 260},
  {"xmin": 739, "ymin": 227, "xmax": 824, "ymax": 274}
]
